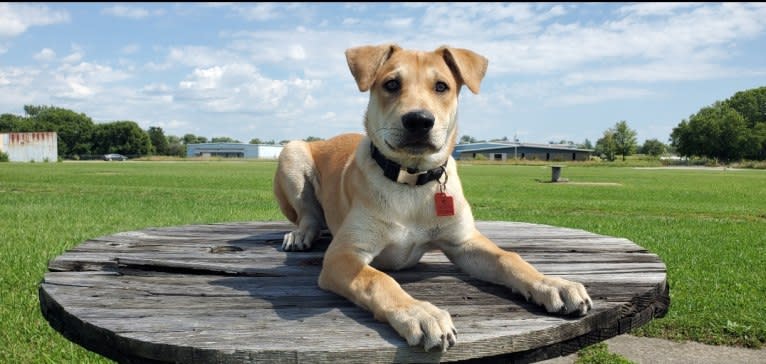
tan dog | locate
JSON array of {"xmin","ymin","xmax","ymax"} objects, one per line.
[{"xmin": 273, "ymin": 44, "xmax": 592, "ymax": 352}]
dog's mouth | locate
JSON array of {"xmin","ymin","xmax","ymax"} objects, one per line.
[{"xmin": 385, "ymin": 139, "xmax": 438, "ymax": 154}]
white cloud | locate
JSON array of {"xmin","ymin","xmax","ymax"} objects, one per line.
[
  {"xmin": 101, "ymin": 5, "xmax": 163, "ymax": 19},
  {"xmin": 62, "ymin": 52, "xmax": 83, "ymax": 64},
  {"xmin": 0, "ymin": 66, "xmax": 41, "ymax": 87},
  {"xmin": 167, "ymin": 46, "xmax": 241, "ymax": 67},
  {"xmin": 154, "ymin": 119, "xmax": 188, "ymax": 131},
  {"xmin": 144, "ymin": 61, "xmax": 172, "ymax": 72},
  {"xmin": 34, "ymin": 48, "xmax": 57, "ymax": 62},
  {"xmin": 51, "ymin": 62, "xmax": 131, "ymax": 99},
  {"xmin": 342, "ymin": 18, "xmax": 360, "ymax": 26},
  {"xmin": 553, "ymin": 87, "xmax": 654, "ymax": 106},
  {"xmin": 449, "ymin": 2, "xmax": 766, "ymax": 80},
  {"xmin": 385, "ymin": 18, "xmax": 413, "ymax": 29},
  {"xmin": 419, "ymin": 3, "xmax": 566, "ymax": 38},
  {"xmin": 141, "ymin": 83, "xmax": 171, "ymax": 95},
  {"xmin": 618, "ymin": 3, "xmax": 702, "ymax": 17},
  {"xmin": 303, "ymin": 95, "xmax": 317, "ymax": 108},
  {"xmin": 178, "ymin": 63, "xmax": 285, "ymax": 111},
  {"xmin": 0, "ymin": 3, "xmax": 70, "ymax": 38},
  {"xmin": 288, "ymin": 44, "xmax": 306, "ymax": 60},
  {"xmin": 563, "ymin": 62, "xmax": 732, "ymax": 86},
  {"xmin": 175, "ymin": 62, "xmax": 325, "ymax": 123},
  {"xmin": 233, "ymin": 3, "xmax": 279, "ymax": 21},
  {"xmin": 121, "ymin": 43, "xmax": 140, "ymax": 54}
]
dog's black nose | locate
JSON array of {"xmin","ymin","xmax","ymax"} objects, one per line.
[{"xmin": 402, "ymin": 110, "xmax": 435, "ymax": 136}]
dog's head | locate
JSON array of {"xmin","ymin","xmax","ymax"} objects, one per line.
[{"xmin": 346, "ymin": 44, "xmax": 488, "ymax": 170}]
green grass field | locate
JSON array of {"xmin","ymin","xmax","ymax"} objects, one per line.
[{"xmin": 1, "ymin": 161, "xmax": 764, "ymax": 362}]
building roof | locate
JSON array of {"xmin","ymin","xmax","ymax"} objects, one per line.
[{"xmin": 454, "ymin": 142, "xmax": 593, "ymax": 153}]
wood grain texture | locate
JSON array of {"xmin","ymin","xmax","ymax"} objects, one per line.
[{"xmin": 39, "ymin": 221, "xmax": 669, "ymax": 363}]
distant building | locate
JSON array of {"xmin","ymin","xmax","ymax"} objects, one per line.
[
  {"xmin": 0, "ymin": 132, "xmax": 58, "ymax": 162},
  {"xmin": 453, "ymin": 142, "xmax": 592, "ymax": 162},
  {"xmin": 186, "ymin": 143, "xmax": 283, "ymax": 159}
]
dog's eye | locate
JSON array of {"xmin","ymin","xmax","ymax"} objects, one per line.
[
  {"xmin": 435, "ymin": 81, "xmax": 449, "ymax": 93},
  {"xmin": 383, "ymin": 79, "xmax": 400, "ymax": 92}
]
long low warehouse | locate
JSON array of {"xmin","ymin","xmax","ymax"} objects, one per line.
[
  {"xmin": 186, "ymin": 143, "xmax": 283, "ymax": 159},
  {"xmin": 453, "ymin": 142, "xmax": 593, "ymax": 161}
]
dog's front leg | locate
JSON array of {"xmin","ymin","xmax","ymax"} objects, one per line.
[
  {"xmin": 441, "ymin": 229, "xmax": 592, "ymax": 315},
  {"xmin": 318, "ymin": 235, "xmax": 457, "ymax": 352}
]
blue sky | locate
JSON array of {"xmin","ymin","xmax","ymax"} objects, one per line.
[{"xmin": 1, "ymin": 3, "xmax": 765, "ymax": 145}]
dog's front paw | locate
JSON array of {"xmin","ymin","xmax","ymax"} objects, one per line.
[
  {"xmin": 529, "ymin": 276, "xmax": 592, "ymax": 316},
  {"xmin": 281, "ymin": 229, "xmax": 316, "ymax": 251},
  {"xmin": 387, "ymin": 300, "xmax": 457, "ymax": 352}
]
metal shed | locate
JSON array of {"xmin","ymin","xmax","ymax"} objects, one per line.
[
  {"xmin": 453, "ymin": 142, "xmax": 592, "ymax": 162},
  {"xmin": 0, "ymin": 132, "xmax": 58, "ymax": 162},
  {"xmin": 186, "ymin": 143, "xmax": 283, "ymax": 159}
]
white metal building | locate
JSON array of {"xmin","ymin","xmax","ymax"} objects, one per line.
[
  {"xmin": 186, "ymin": 143, "xmax": 283, "ymax": 159},
  {"xmin": 0, "ymin": 132, "xmax": 58, "ymax": 162},
  {"xmin": 453, "ymin": 142, "xmax": 593, "ymax": 161}
]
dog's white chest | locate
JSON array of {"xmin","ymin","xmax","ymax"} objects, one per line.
[{"xmin": 370, "ymin": 222, "xmax": 436, "ymax": 270}]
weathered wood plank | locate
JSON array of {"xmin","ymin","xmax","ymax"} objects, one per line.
[{"xmin": 39, "ymin": 221, "xmax": 669, "ymax": 363}]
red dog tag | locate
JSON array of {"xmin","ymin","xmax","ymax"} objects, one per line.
[{"xmin": 434, "ymin": 192, "xmax": 455, "ymax": 216}]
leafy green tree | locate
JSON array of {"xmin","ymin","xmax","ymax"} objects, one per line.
[
  {"xmin": 29, "ymin": 106, "xmax": 95, "ymax": 158},
  {"xmin": 304, "ymin": 136, "xmax": 323, "ymax": 142},
  {"xmin": 671, "ymin": 102, "xmax": 752, "ymax": 162},
  {"xmin": 182, "ymin": 133, "xmax": 207, "ymax": 144},
  {"xmin": 725, "ymin": 86, "xmax": 766, "ymax": 128},
  {"xmin": 23, "ymin": 105, "xmax": 51, "ymax": 117},
  {"xmin": 672, "ymin": 87, "xmax": 766, "ymax": 161},
  {"xmin": 166, "ymin": 135, "xmax": 186, "ymax": 157},
  {"xmin": 579, "ymin": 138, "xmax": 593, "ymax": 150},
  {"xmin": 211, "ymin": 136, "xmax": 240, "ymax": 143},
  {"xmin": 595, "ymin": 130, "xmax": 617, "ymax": 161},
  {"xmin": 92, "ymin": 121, "xmax": 151, "ymax": 157},
  {"xmin": 0, "ymin": 113, "xmax": 28, "ymax": 131},
  {"xmin": 460, "ymin": 135, "xmax": 478, "ymax": 144},
  {"xmin": 613, "ymin": 120, "xmax": 638, "ymax": 161},
  {"xmin": 751, "ymin": 122, "xmax": 766, "ymax": 160},
  {"xmin": 147, "ymin": 126, "xmax": 169, "ymax": 155},
  {"xmin": 640, "ymin": 139, "xmax": 666, "ymax": 157},
  {"xmin": 249, "ymin": 138, "xmax": 276, "ymax": 144}
]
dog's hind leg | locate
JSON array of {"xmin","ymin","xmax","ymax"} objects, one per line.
[{"xmin": 273, "ymin": 141, "xmax": 325, "ymax": 251}]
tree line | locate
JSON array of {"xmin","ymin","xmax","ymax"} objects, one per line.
[
  {"xmin": 459, "ymin": 121, "xmax": 665, "ymax": 162},
  {"xmin": 671, "ymin": 87, "xmax": 766, "ymax": 162},
  {"xmin": 459, "ymin": 86, "xmax": 766, "ymax": 163},
  {"xmin": 592, "ymin": 87, "xmax": 765, "ymax": 162},
  {"xmin": 4, "ymin": 86, "xmax": 764, "ymax": 162},
  {"xmin": 0, "ymin": 105, "xmax": 289, "ymax": 159}
]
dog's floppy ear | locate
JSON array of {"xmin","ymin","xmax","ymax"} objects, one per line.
[
  {"xmin": 345, "ymin": 44, "xmax": 400, "ymax": 92},
  {"xmin": 438, "ymin": 46, "xmax": 488, "ymax": 94}
]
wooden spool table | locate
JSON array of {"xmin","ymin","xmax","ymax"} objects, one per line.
[{"xmin": 39, "ymin": 221, "xmax": 669, "ymax": 363}]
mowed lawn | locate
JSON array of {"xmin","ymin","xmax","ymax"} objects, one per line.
[{"xmin": 1, "ymin": 161, "xmax": 764, "ymax": 362}]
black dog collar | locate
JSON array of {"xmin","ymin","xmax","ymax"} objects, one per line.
[{"xmin": 370, "ymin": 143, "xmax": 447, "ymax": 186}]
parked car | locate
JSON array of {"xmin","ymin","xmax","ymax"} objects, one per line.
[{"xmin": 103, "ymin": 154, "xmax": 128, "ymax": 161}]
